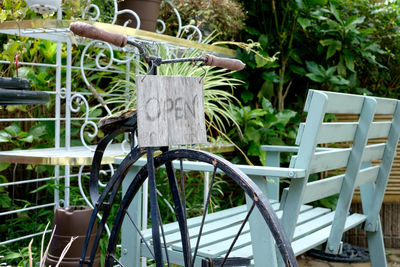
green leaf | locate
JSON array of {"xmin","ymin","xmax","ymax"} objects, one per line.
[
  {"xmin": 343, "ymin": 48, "xmax": 355, "ymax": 72},
  {"xmin": 0, "ymin": 162, "xmax": 11, "ymax": 172},
  {"xmin": 306, "ymin": 73, "xmax": 325, "ymax": 83},
  {"xmin": 289, "ymin": 50, "xmax": 303, "ymax": 64},
  {"xmin": 289, "ymin": 64, "xmax": 306, "ymax": 75},
  {"xmin": 337, "ymin": 56, "xmax": 347, "ymax": 76},
  {"xmin": 329, "ymin": 76, "xmax": 350, "ymax": 85},
  {"xmin": 247, "ymin": 141, "xmax": 261, "ymax": 156},
  {"xmin": 330, "ymin": 3, "xmax": 343, "ymax": 24},
  {"xmin": 0, "ymin": 134, "xmax": 10, "ymax": 142},
  {"xmin": 305, "ymin": 61, "xmax": 324, "ymax": 77},
  {"xmin": 40, "ymin": 40, "xmax": 57, "ymax": 61},
  {"xmin": 262, "ymin": 98, "xmax": 274, "ymax": 113},
  {"xmin": 0, "ymin": 190, "xmax": 11, "ymax": 208},
  {"xmin": 20, "ymin": 135, "xmax": 34, "ymax": 143},
  {"xmin": 246, "ymin": 126, "xmax": 261, "ymax": 143},
  {"xmin": 255, "ymin": 54, "xmax": 269, "ymax": 68},
  {"xmin": 3, "ymin": 252, "xmax": 22, "ymax": 260},
  {"xmin": 246, "ymin": 26, "xmax": 261, "ymax": 36},
  {"xmin": 308, "ymin": 0, "xmax": 327, "ymax": 4},
  {"xmin": 344, "ymin": 15, "xmax": 365, "ymax": 28},
  {"xmin": 261, "ymin": 71, "xmax": 281, "ymax": 83},
  {"xmin": 5, "ymin": 123, "xmax": 20, "ymax": 136},
  {"xmin": 17, "ymin": 67, "xmax": 36, "ymax": 80},
  {"xmin": 248, "ymin": 109, "xmax": 267, "ymax": 120},
  {"xmin": 326, "ymin": 66, "xmax": 337, "ymax": 76},
  {"xmin": 28, "ymin": 125, "xmax": 47, "ymax": 141},
  {"xmin": 297, "ymin": 17, "xmax": 311, "ymax": 30},
  {"xmin": 259, "ymin": 80, "xmax": 274, "ymax": 100},
  {"xmin": 89, "ymin": 109, "xmax": 102, "ymax": 118},
  {"xmin": 320, "ymin": 39, "xmax": 342, "ymax": 59},
  {"xmin": 258, "ymin": 34, "xmax": 268, "ymax": 48},
  {"xmin": 275, "ymin": 110, "xmax": 296, "ymax": 126},
  {"xmin": 295, "ymin": 0, "xmax": 305, "ymax": 9},
  {"xmin": 241, "ymin": 91, "xmax": 253, "ymax": 103}
]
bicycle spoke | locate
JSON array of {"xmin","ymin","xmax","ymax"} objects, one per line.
[
  {"xmin": 95, "ymin": 149, "xmax": 296, "ymax": 267},
  {"xmin": 191, "ymin": 165, "xmax": 217, "ymax": 267},
  {"xmin": 157, "ymin": 202, "xmax": 171, "ymax": 267},
  {"xmin": 126, "ymin": 211, "xmax": 155, "ymax": 259},
  {"xmin": 220, "ymin": 201, "xmax": 256, "ymax": 267},
  {"xmin": 165, "ymin": 159, "xmax": 192, "ymax": 267},
  {"xmin": 110, "ymin": 254, "xmax": 125, "ymax": 267}
]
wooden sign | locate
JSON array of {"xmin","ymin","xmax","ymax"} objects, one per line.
[{"xmin": 136, "ymin": 75, "xmax": 207, "ymax": 147}]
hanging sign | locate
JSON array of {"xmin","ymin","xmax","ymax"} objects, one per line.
[{"xmin": 137, "ymin": 75, "xmax": 207, "ymax": 147}]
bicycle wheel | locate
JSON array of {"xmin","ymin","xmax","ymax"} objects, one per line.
[{"xmin": 89, "ymin": 149, "xmax": 297, "ymax": 267}]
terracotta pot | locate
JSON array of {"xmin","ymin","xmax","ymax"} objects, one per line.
[
  {"xmin": 116, "ymin": 0, "xmax": 162, "ymax": 32},
  {"xmin": 45, "ymin": 206, "xmax": 100, "ymax": 267},
  {"xmin": 25, "ymin": 0, "xmax": 61, "ymax": 14}
]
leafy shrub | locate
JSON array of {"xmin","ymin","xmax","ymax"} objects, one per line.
[
  {"xmin": 159, "ymin": 0, "xmax": 246, "ymax": 40},
  {"xmin": 227, "ymin": 98, "xmax": 298, "ymax": 165},
  {"xmin": 236, "ymin": 0, "xmax": 400, "ymax": 111}
]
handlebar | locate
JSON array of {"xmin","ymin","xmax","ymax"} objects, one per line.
[
  {"xmin": 70, "ymin": 22, "xmax": 128, "ymax": 48},
  {"xmin": 204, "ymin": 54, "xmax": 245, "ymax": 71},
  {"xmin": 69, "ymin": 22, "xmax": 245, "ymax": 71}
]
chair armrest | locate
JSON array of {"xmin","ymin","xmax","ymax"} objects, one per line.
[
  {"xmin": 261, "ymin": 145, "xmax": 300, "ymax": 153},
  {"xmin": 261, "ymin": 145, "xmax": 342, "ymax": 153},
  {"xmin": 115, "ymin": 157, "xmax": 306, "ymax": 179},
  {"xmin": 234, "ymin": 164, "xmax": 306, "ymax": 179}
]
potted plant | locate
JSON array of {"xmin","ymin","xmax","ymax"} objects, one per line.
[
  {"xmin": 159, "ymin": 0, "xmax": 246, "ymax": 40},
  {"xmin": 25, "ymin": 0, "xmax": 61, "ymax": 14},
  {"xmin": 116, "ymin": 0, "xmax": 162, "ymax": 31}
]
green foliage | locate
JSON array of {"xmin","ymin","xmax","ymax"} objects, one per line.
[
  {"xmin": 105, "ymin": 41, "xmax": 242, "ymax": 137},
  {"xmin": 228, "ymin": 98, "xmax": 297, "ymax": 165},
  {"xmin": 159, "ymin": 0, "xmax": 246, "ymax": 40},
  {"xmin": 237, "ymin": 0, "xmax": 400, "ymax": 111},
  {"xmin": 0, "ymin": 0, "xmax": 34, "ymax": 22}
]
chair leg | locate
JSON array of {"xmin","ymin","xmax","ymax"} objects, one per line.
[
  {"xmin": 367, "ymin": 219, "xmax": 387, "ymax": 267},
  {"xmin": 246, "ymin": 176, "xmax": 278, "ymax": 267}
]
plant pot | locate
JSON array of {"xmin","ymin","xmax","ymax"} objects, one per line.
[
  {"xmin": 25, "ymin": 0, "xmax": 61, "ymax": 14},
  {"xmin": 116, "ymin": 0, "xmax": 162, "ymax": 32},
  {"xmin": 45, "ymin": 206, "xmax": 100, "ymax": 267}
]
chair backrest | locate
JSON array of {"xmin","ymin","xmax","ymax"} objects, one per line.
[{"xmin": 279, "ymin": 90, "xmax": 400, "ymax": 252}]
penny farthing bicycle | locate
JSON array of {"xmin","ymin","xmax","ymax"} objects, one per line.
[{"xmin": 69, "ymin": 22, "xmax": 297, "ymax": 267}]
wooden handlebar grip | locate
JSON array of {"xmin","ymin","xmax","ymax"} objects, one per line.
[
  {"xmin": 69, "ymin": 22, "xmax": 128, "ymax": 48},
  {"xmin": 204, "ymin": 54, "xmax": 245, "ymax": 71}
]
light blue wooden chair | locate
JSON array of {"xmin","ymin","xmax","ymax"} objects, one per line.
[
  {"xmin": 256, "ymin": 89, "xmax": 400, "ymax": 266},
  {"xmin": 119, "ymin": 89, "xmax": 400, "ymax": 267}
]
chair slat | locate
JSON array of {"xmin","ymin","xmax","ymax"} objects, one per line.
[
  {"xmin": 362, "ymin": 143, "xmax": 386, "ymax": 162},
  {"xmin": 306, "ymin": 144, "xmax": 385, "ymax": 173},
  {"xmin": 311, "ymin": 122, "xmax": 392, "ymax": 144},
  {"xmin": 306, "ymin": 149, "xmax": 351, "ymax": 174},
  {"xmin": 291, "ymin": 213, "xmax": 367, "ymax": 256},
  {"xmin": 305, "ymin": 90, "xmax": 398, "ymax": 114},
  {"xmin": 301, "ymin": 166, "xmax": 380, "ymax": 204},
  {"xmin": 305, "ymin": 90, "xmax": 364, "ymax": 114}
]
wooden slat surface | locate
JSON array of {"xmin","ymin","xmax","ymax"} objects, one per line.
[
  {"xmin": 140, "ymin": 198, "xmax": 363, "ymax": 265},
  {"xmin": 300, "ymin": 166, "xmax": 380, "ymax": 204},
  {"xmin": 336, "ymin": 114, "xmax": 400, "ymax": 202},
  {"xmin": 308, "ymin": 122, "xmax": 392, "ymax": 144},
  {"xmin": 305, "ymin": 90, "xmax": 397, "ymax": 115}
]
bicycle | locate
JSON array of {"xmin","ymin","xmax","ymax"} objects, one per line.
[{"xmin": 69, "ymin": 22, "xmax": 297, "ymax": 267}]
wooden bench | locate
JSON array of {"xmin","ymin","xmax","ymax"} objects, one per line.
[{"xmin": 120, "ymin": 89, "xmax": 400, "ymax": 267}]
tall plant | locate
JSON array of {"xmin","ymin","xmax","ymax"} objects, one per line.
[
  {"xmin": 104, "ymin": 44, "xmax": 243, "ymax": 138},
  {"xmin": 237, "ymin": 0, "xmax": 390, "ymax": 111}
]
